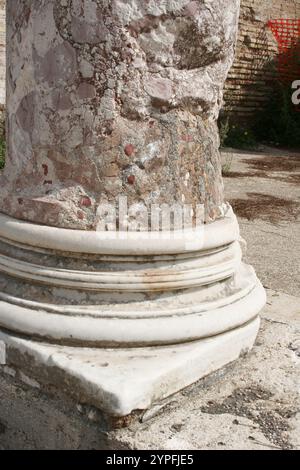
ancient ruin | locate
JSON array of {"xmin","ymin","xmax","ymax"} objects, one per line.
[{"xmin": 0, "ymin": 0, "xmax": 265, "ymax": 420}]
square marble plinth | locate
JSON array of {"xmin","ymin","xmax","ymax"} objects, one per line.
[{"xmin": 0, "ymin": 318, "xmax": 259, "ymax": 418}]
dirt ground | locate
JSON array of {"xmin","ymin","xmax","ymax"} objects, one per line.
[{"xmin": 223, "ymin": 147, "xmax": 300, "ymax": 297}]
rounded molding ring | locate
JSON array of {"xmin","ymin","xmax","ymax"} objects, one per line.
[
  {"xmin": 0, "ymin": 241, "xmax": 241, "ymax": 292},
  {"xmin": 0, "ymin": 209, "xmax": 266, "ymax": 347},
  {"xmin": 0, "ymin": 207, "xmax": 239, "ymax": 255},
  {"xmin": 0, "ymin": 265, "xmax": 266, "ymax": 347}
]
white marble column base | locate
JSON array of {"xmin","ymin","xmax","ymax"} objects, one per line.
[{"xmin": 0, "ymin": 209, "xmax": 265, "ymax": 417}]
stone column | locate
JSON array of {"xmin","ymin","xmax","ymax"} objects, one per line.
[{"xmin": 0, "ymin": 0, "xmax": 265, "ymax": 418}]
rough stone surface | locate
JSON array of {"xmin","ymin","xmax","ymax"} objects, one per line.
[
  {"xmin": 0, "ymin": 372, "xmax": 115, "ymax": 450},
  {"xmin": 0, "ymin": 1, "xmax": 4, "ymax": 109},
  {"xmin": 1, "ymin": 1, "xmax": 300, "ymax": 124},
  {"xmin": 0, "ymin": 0, "xmax": 240, "ymax": 228}
]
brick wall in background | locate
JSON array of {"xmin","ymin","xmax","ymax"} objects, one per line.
[
  {"xmin": 223, "ymin": 0, "xmax": 300, "ymax": 123},
  {"xmin": 0, "ymin": 1, "xmax": 299, "ymax": 122}
]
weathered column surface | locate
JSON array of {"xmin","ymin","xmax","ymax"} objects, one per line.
[
  {"xmin": 0, "ymin": 0, "xmax": 265, "ymax": 419},
  {"xmin": 0, "ymin": 0, "xmax": 236, "ymax": 228}
]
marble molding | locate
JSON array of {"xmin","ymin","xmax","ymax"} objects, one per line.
[{"xmin": 0, "ymin": 208, "xmax": 266, "ymax": 415}]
